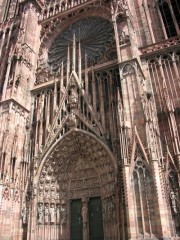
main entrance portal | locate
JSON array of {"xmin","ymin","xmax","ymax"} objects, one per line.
[
  {"xmin": 70, "ymin": 200, "xmax": 83, "ymax": 240},
  {"xmin": 89, "ymin": 197, "xmax": 104, "ymax": 240},
  {"xmin": 32, "ymin": 130, "xmax": 118, "ymax": 240},
  {"xmin": 70, "ymin": 197, "xmax": 104, "ymax": 240}
]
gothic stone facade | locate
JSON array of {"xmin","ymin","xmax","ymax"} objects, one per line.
[{"xmin": 0, "ymin": 0, "xmax": 180, "ymax": 239}]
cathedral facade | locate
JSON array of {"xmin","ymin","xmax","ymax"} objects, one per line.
[{"xmin": 0, "ymin": 0, "xmax": 180, "ymax": 239}]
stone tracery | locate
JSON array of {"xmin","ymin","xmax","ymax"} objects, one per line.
[
  {"xmin": 48, "ymin": 17, "xmax": 116, "ymax": 71},
  {"xmin": 34, "ymin": 129, "xmax": 117, "ymax": 239},
  {"xmin": 132, "ymin": 158, "xmax": 157, "ymax": 238}
]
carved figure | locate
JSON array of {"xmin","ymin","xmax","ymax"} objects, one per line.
[
  {"xmin": 56, "ymin": 205, "xmax": 60, "ymax": 223},
  {"xmin": 22, "ymin": 206, "xmax": 27, "ymax": 224},
  {"xmin": 170, "ymin": 189, "xmax": 178, "ymax": 214},
  {"xmin": 61, "ymin": 202, "xmax": 67, "ymax": 224},
  {"xmin": 81, "ymin": 205, "xmax": 88, "ymax": 224},
  {"xmin": 44, "ymin": 204, "xmax": 49, "ymax": 223},
  {"xmin": 33, "ymin": 183, "xmax": 37, "ymax": 196},
  {"xmin": 37, "ymin": 203, "xmax": 43, "ymax": 224},
  {"xmin": 25, "ymin": 115, "xmax": 31, "ymax": 129},
  {"xmin": 176, "ymin": 188, "xmax": 179, "ymax": 204},
  {"xmin": 50, "ymin": 204, "xmax": 55, "ymax": 223}
]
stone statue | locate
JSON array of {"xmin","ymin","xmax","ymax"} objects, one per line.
[
  {"xmin": 33, "ymin": 183, "xmax": 37, "ymax": 196},
  {"xmin": 44, "ymin": 204, "xmax": 49, "ymax": 223},
  {"xmin": 61, "ymin": 202, "xmax": 67, "ymax": 224},
  {"xmin": 81, "ymin": 205, "xmax": 88, "ymax": 224},
  {"xmin": 56, "ymin": 205, "xmax": 60, "ymax": 223},
  {"xmin": 50, "ymin": 204, "xmax": 55, "ymax": 223},
  {"xmin": 22, "ymin": 206, "xmax": 27, "ymax": 224},
  {"xmin": 26, "ymin": 115, "xmax": 30, "ymax": 130},
  {"xmin": 37, "ymin": 203, "xmax": 43, "ymax": 224},
  {"xmin": 170, "ymin": 189, "xmax": 178, "ymax": 214},
  {"xmin": 176, "ymin": 188, "xmax": 179, "ymax": 205}
]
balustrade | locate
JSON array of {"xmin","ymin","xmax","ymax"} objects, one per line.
[{"xmin": 40, "ymin": 0, "xmax": 89, "ymax": 21}]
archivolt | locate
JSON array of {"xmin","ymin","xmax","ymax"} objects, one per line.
[{"xmin": 35, "ymin": 129, "xmax": 117, "ymax": 199}]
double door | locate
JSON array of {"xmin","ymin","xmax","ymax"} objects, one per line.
[{"xmin": 70, "ymin": 197, "xmax": 104, "ymax": 240}]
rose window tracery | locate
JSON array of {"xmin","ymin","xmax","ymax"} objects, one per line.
[{"xmin": 48, "ymin": 17, "xmax": 116, "ymax": 71}]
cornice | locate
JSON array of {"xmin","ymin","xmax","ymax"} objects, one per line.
[
  {"xmin": 0, "ymin": 98, "xmax": 30, "ymax": 113},
  {"xmin": 140, "ymin": 36, "xmax": 180, "ymax": 58}
]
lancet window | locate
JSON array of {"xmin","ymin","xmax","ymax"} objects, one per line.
[
  {"xmin": 168, "ymin": 169, "xmax": 180, "ymax": 236},
  {"xmin": 0, "ymin": 152, "xmax": 6, "ymax": 180},
  {"xmin": 158, "ymin": 0, "xmax": 180, "ymax": 38},
  {"xmin": 132, "ymin": 159, "xmax": 156, "ymax": 237},
  {"xmin": 171, "ymin": 0, "xmax": 180, "ymax": 28},
  {"xmin": 3, "ymin": 0, "xmax": 19, "ymax": 22}
]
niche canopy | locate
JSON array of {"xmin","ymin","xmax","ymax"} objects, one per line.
[{"xmin": 48, "ymin": 17, "xmax": 116, "ymax": 71}]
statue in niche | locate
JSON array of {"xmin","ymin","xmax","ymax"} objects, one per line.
[
  {"xmin": 61, "ymin": 85, "xmax": 66, "ymax": 95},
  {"xmin": 119, "ymin": 31, "xmax": 130, "ymax": 44},
  {"xmin": 170, "ymin": 189, "xmax": 178, "ymax": 214},
  {"xmin": 176, "ymin": 188, "xmax": 179, "ymax": 204},
  {"xmin": 22, "ymin": 206, "xmax": 27, "ymax": 224},
  {"xmin": 47, "ymin": 124, "xmax": 51, "ymax": 133},
  {"xmin": 8, "ymin": 76, "xmax": 14, "ymax": 86},
  {"xmin": 37, "ymin": 203, "xmax": 43, "ymax": 224},
  {"xmin": 50, "ymin": 204, "xmax": 55, "ymax": 223},
  {"xmin": 61, "ymin": 201, "xmax": 67, "ymax": 224},
  {"xmin": 39, "ymin": 144, "xmax": 43, "ymax": 154},
  {"xmin": 33, "ymin": 183, "xmax": 37, "ymax": 196},
  {"xmin": 44, "ymin": 204, "xmax": 49, "ymax": 223},
  {"xmin": 26, "ymin": 115, "xmax": 30, "ymax": 130},
  {"xmin": 56, "ymin": 204, "xmax": 60, "ymax": 223}
]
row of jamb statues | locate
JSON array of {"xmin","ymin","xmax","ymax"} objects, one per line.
[{"xmin": 37, "ymin": 202, "xmax": 67, "ymax": 224}]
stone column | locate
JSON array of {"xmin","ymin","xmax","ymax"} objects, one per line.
[
  {"xmin": 112, "ymin": 16, "xmax": 122, "ymax": 63},
  {"xmin": 1, "ymin": 57, "xmax": 11, "ymax": 101},
  {"xmin": 82, "ymin": 197, "xmax": 88, "ymax": 240},
  {"xmin": 150, "ymin": 159, "xmax": 171, "ymax": 238},
  {"xmin": 123, "ymin": 164, "xmax": 137, "ymax": 240},
  {"xmin": 60, "ymin": 199, "xmax": 67, "ymax": 240},
  {"xmin": 0, "ymin": 30, "xmax": 5, "ymax": 58}
]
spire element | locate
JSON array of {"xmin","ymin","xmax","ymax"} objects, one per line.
[
  {"xmin": 78, "ymin": 41, "xmax": 82, "ymax": 84},
  {"xmin": 72, "ymin": 33, "xmax": 76, "ymax": 70},
  {"xmin": 66, "ymin": 44, "xmax": 70, "ymax": 85}
]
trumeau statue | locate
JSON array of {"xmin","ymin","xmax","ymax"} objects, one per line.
[{"xmin": 81, "ymin": 205, "xmax": 88, "ymax": 224}]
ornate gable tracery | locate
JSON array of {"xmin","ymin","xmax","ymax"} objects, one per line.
[{"xmin": 33, "ymin": 33, "xmax": 121, "ymax": 165}]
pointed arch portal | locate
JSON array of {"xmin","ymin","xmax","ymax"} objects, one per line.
[{"xmin": 32, "ymin": 129, "xmax": 118, "ymax": 240}]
